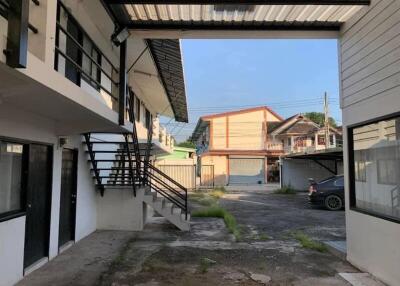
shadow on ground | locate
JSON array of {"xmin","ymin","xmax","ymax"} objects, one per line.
[{"xmin": 18, "ymin": 188, "xmax": 356, "ymax": 286}]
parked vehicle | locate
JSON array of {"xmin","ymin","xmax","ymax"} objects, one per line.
[{"xmin": 308, "ymin": 175, "xmax": 344, "ymax": 211}]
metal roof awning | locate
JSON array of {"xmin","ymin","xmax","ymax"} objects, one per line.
[
  {"xmin": 147, "ymin": 39, "xmax": 188, "ymax": 122},
  {"xmin": 282, "ymin": 148, "xmax": 343, "ymax": 161},
  {"xmin": 103, "ymin": 0, "xmax": 369, "ymax": 33},
  {"xmin": 282, "ymin": 148, "xmax": 343, "ymax": 174}
]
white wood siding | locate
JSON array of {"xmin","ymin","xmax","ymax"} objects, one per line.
[
  {"xmin": 340, "ymin": 0, "xmax": 400, "ymax": 109},
  {"xmin": 340, "ymin": 1, "xmax": 400, "ymax": 285}
]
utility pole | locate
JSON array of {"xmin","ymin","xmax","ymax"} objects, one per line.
[{"xmin": 324, "ymin": 92, "xmax": 330, "ymax": 149}]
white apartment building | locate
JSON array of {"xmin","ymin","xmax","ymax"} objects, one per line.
[
  {"xmin": 0, "ymin": 1, "xmax": 189, "ymax": 285},
  {"xmin": 1, "ymin": 1, "xmax": 400, "ymax": 286}
]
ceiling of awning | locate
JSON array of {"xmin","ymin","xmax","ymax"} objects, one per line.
[
  {"xmin": 147, "ymin": 39, "xmax": 188, "ymax": 123},
  {"xmin": 103, "ymin": 1, "xmax": 369, "ymax": 31}
]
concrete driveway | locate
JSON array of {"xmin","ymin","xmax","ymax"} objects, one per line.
[
  {"xmin": 221, "ymin": 185, "xmax": 346, "ymax": 242},
  {"xmin": 18, "ymin": 187, "xmax": 356, "ymax": 286}
]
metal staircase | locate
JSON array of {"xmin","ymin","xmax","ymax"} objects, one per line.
[{"xmin": 83, "ymin": 89, "xmax": 189, "ymax": 230}]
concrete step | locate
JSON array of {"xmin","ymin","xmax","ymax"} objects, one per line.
[
  {"xmin": 171, "ymin": 207, "xmax": 182, "ymax": 215},
  {"xmin": 144, "ymin": 191, "xmax": 190, "ymax": 231}
]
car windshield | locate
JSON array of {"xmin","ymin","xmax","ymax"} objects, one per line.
[
  {"xmin": 318, "ymin": 176, "xmax": 336, "ymax": 184},
  {"xmin": 334, "ymin": 177, "xmax": 344, "ymax": 187}
]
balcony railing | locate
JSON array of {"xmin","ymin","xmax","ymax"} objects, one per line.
[
  {"xmin": 54, "ymin": 1, "xmax": 119, "ymax": 111},
  {"xmin": 265, "ymin": 143, "xmax": 284, "ymax": 151}
]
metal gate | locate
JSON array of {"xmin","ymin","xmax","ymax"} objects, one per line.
[
  {"xmin": 200, "ymin": 165, "xmax": 214, "ymax": 187},
  {"xmin": 156, "ymin": 165, "xmax": 196, "ymax": 189}
]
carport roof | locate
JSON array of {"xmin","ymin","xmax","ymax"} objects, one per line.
[
  {"xmin": 282, "ymin": 148, "xmax": 343, "ymax": 160},
  {"xmin": 102, "ymin": 1, "xmax": 369, "ymax": 31}
]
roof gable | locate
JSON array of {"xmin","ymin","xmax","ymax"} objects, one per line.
[
  {"xmin": 201, "ymin": 106, "xmax": 283, "ymax": 121},
  {"xmin": 270, "ymin": 114, "xmax": 320, "ymax": 135}
]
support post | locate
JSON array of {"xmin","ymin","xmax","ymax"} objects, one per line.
[
  {"xmin": 119, "ymin": 40, "xmax": 127, "ymax": 125},
  {"xmin": 6, "ymin": 0, "xmax": 30, "ymax": 68}
]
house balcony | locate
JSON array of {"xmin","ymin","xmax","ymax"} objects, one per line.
[
  {"xmin": 0, "ymin": 0, "xmax": 129, "ymax": 135},
  {"xmin": 154, "ymin": 124, "xmax": 174, "ymax": 154},
  {"xmin": 265, "ymin": 142, "xmax": 284, "ymax": 152}
]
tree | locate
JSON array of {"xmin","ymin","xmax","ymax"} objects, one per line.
[
  {"xmin": 177, "ymin": 140, "xmax": 196, "ymax": 148},
  {"xmin": 303, "ymin": 112, "xmax": 337, "ymax": 127}
]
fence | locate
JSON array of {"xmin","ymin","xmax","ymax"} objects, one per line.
[
  {"xmin": 200, "ymin": 165, "xmax": 214, "ymax": 188},
  {"xmin": 156, "ymin": 165, "xmax": 196, "ymax": 190}
]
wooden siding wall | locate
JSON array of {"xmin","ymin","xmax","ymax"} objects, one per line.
[
  {"xmin": 340, "ymin": 0, "xmax": 400, "ymax": 109},
  {"xmin": 340, "ymin": 1, "xmax": 400, "ymax": 285},
  {"xmin": 209, "ymin": 109, "xmax": 281, "ymax": 151}
]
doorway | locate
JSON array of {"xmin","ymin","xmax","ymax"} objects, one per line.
[
  {"xmin": 58, "ymin": 149, "xmax": 78, "ymax": 249},
  {"xmin": 24, "ymin": 144, "xmax": 53, "ymax": 269}
]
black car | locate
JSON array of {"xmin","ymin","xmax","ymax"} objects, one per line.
[{"xmin": 308, "ymin": 175, "xmax": 344, "ymax": 211}]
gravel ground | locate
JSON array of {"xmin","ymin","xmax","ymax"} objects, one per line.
[
  {"xmin": 19, "ymin": 187, "xmax": 357, "ymax": 286},
  {"xmin": 98, "ymin": 188, "xmax": 356, "ymax": 286}
]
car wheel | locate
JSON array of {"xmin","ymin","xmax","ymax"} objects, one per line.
[{"xmin": 324, "ymin": 195, "xmax": 343, "ymax": 211}]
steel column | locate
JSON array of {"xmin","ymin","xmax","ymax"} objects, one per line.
[{"xmin": 119, "ymin": 40, "xmax": 127, "ymax": 125}]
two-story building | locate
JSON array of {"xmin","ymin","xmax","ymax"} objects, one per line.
[
  {"xmin": 192, "ymin": 106, "xmax": 284, "ymax": 186},
  {"xmin": 269, "ymin": 113, "xmax": 343, "ymax": 154},
  {"xmin": 0, "ymin": 1, "xmax": 189, "ymax": 285}
]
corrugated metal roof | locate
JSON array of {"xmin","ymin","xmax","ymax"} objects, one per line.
[
  {"xmin": 124, "ymin": 4, "xmax": 363, "ymax": 28},
  {"xmin": 147, "ymin": 39, "xmax": 188, "ymax": 123}
]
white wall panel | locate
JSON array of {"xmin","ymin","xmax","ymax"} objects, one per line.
[{"xmin": 340, "ymin": 1, "xmax": 400, "ymax": 285}]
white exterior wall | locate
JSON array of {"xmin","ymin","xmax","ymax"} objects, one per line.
[
  {"xmin": 0, "ymin": 216, "xmax": 25, "ymax": 286},
  {"xmin": 97, "ymin": 188, "xmax": 147, "ymax": 231},
  {"xmin": 281, "ymin": 158, "xmax": 343, "ymax": 191},
  {"xmin": 0, "ymin": 105, "xmax": 98, "ymax": 285},
  {"xmin": 340, "ymin": 1, "xmax": 400, "ymax": 285}
]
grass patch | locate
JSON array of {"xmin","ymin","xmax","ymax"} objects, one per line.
[
  {"xmin": 190, "ymin": 187, "xmax": 226, "ymax": 205},
  {"xmin": 273, "ymin": 185, "xmax": 297, "ymax": 195},
  {"xmin": 192, "ymin": 205, "xmax": 226, "ymax": 218},
  {"xmin": 198, "ymin": 257, "xmax": 216, "ymax": 274},
  {"xmin": 190, "ymin": 194, "xmax": 218, "ymax": 207},
  {"xmin": 250, "ymin": 233, "xmax": 270, "ymax": 241},
  {"xmin": 210, "ymin": 189, "xmax": 225, "ymax": 199},
  {"xmin": 192, "ymin": 206, "xmax": 241, "ymax": 240},
  {"xmin": 292, "ymin": 231, "xmax": 327, "ymax": 252}
]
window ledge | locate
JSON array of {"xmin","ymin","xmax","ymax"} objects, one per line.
[
  {"xmin": 349, "ymin": 207, "xmax": 400, "ymax": 224},
  {"xmin": 0, "ymin": 211, "xmax": 26, "ymax": 223}
]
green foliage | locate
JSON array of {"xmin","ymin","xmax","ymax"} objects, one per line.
[
  {"xmin": 192, "ymin": 206, "xmax": 241, "ymax": 240},
  {"xmin": 303, "ymin": 112, "xmax": 337, "ymax": 127},
  {"xmin": 292, "ymin": 231, "xmax": 327, "ymax": 252},
  {"xmin": 177, "ymin": 140, "xmax": 196, "ymax": 148},
  {"xmin": 190, "ymin": 192, "xmax": 214, "ymax": 206},
  {"xmin": 223, "ymin": 212, "xmax": 241, "ymax": 240},
  {"xmin": 198, "ymin": 257, "xmax": 216, "ymax": 273},
  {"xmin": 190, "ymin": 187, "xmax": 226, "ymax": 205},
  {"xmin": 192, "ymin": 206, "xmax": 226, "ymax": 218},
  {"xmin": 209, "ymin": 187, "xmax": 226, "ymax": 199},
  {"xmin": 250, "ymin": 233, "xmax": 270, "ymax": 241},
  {"xmin": 273, "ymin": 185, "xmax": 297, "ymax": 195}
]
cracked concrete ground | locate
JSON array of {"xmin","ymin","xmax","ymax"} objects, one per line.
[{"xmin": 18, "ymin": 187, "xmax": 358, "ymax": 286}]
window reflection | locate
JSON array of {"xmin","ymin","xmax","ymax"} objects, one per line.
[{"xmin": 352, "ymin": 118, "xmax": 400, "ymax": 219}]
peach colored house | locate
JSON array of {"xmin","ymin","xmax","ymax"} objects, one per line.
[{"xmin": 192, "ymin": 107, "xmax": 284, "ymax": 186}]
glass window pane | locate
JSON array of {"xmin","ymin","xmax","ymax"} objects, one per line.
[
  {"xmin": 91, "ymin": 49, "xmax": 100, "ymax": 80},
  {"xmin": 82, "ymin": 37, "xmax": 92, "ymax": 76},
  {"xmin": 0, "ymin": 141, "xmax": 23, "ymax": 215},
  {"xmin": 352, "ymin": 117, "xmax": 400, "ymax": 220},
  {"xmin": 335, "ymin": 177, "xmax": 344, "ymax": 187}
]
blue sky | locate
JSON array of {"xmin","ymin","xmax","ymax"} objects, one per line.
[{"xmin": 164, "ymin": 39, "xmax": 341, "ymax": 142}]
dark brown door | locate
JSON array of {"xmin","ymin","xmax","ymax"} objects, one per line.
[
  {"xmin": 24, "ymin": 144, "xmax": 52, "ymax": 268},
  {"xmin": 58, "ymin": 149, "xmax": 77, "ymax": 248}
]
